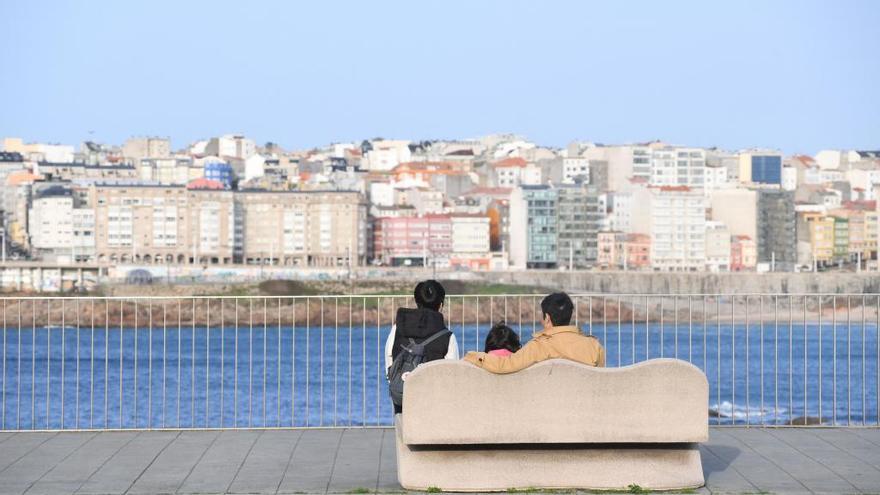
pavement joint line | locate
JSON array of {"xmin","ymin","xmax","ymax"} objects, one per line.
[
  {"xmin": 323, "ymin": 429, "xmax": 348, "ymax": 495},
  {"xmin": 222, "ymin": 429, "xmax": 262, "ymax": 495},
  {"xmin": 21, "ymin": 431, "xmax": 97, "ymax": 494},
  {"xmin": 763, "ymin": 428, "xmax": 862, "ymax": 493},
  {"xmin": 0, "ymin": 432, "xmax": 16, "ymax": 446},
  {"xmin": 374, "ymin": 428, "xmax": 386, "ymax": 493},
  {"xmin": 804, "ymin": 427, "xmax": 880, "ymax": 472},
  {"xmin": 122, "ymin": 430, "xmax": 181, "ymax": 495},
  {"xmin": 72, "ymin": 430, "xmax": 143, "ymax": 495},
  {"xmin": 173, "ymin": 430, "xmax": 222, "ymax": 494},
  {"xmin": 810, "ymin": 428, "xmax": 880, "ymax": 471},
  {"xmin": 840, "ymin": 426, "xmax": 880, "ymax": 449},
  {"xmin": 0, "ymin": 431, "xmax": 57, "ymax": 476},
  {"xmin": 274, "ymin": 430, "xmax": 305, "ymax": 495},
  {"xmin": 711, "ymin": 428, "xmax": 813, "ymax": 493},
  {"xmin": 700, "ymin": 443, "xmax": 760, "ymax": 493}
]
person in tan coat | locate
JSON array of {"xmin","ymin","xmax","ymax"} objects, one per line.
[{"xmin": 464, "ymin": 292, "xmax": 605, "ymax": 373}]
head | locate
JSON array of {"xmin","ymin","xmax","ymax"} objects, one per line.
[
  {"xmin": 413, "ymin": 280, "xmax": 445, "ymax": 311},
  {"xmin": 540, "ymin": 292, "xmax": 574, "ymax": 329},
  {"xmin": 484, "ymin": 322, "xmax": 521, "ymax": 353}
]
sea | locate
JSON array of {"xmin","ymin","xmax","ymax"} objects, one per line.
[{"xmin": 0, "ymin": 322, "xmax": 878, "ymax": 429}]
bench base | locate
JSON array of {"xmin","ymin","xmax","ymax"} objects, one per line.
[{"xmin": 395, "ymin": 425, "xmax": 704, "ymax": 492}]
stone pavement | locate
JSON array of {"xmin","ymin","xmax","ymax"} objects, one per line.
[{"xmin": 0, "ymin": 427, "xmax": 879, "ymax": 494}]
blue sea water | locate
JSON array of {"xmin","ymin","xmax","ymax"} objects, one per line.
[{"xmin": 0, "ymin": 322, "xmax": 878, "ymax": 429}]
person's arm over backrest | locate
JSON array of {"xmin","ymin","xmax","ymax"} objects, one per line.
[
  {"xmin": 463, "ymin": 339, "xmax": 546, "ymax": 374},
  {"xmin": 444, "ymin": 333, "xmax": 459, "ymax": 360}
]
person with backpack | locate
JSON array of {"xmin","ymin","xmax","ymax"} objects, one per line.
[{"xmin": 385, "ymin": 280, "xmax": 459, "ymax": 413}]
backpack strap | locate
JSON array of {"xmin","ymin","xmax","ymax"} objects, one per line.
[{"xmin": 418, "ymin": 329, "xmax": 451, "ymax": 347}]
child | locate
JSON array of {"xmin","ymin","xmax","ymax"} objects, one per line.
[{"xmin": 484, "ymin": 322, "xmax": 521, "ymax": 357}]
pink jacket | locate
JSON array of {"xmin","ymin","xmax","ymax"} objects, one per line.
[{"xmin": 487, "ymin": 349, "xmax": 513, "ymax": 357}]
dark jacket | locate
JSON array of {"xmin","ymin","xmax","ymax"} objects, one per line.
[{"xmin": 391, "ymin": 307, "xmax": 452, "ymax": 363}]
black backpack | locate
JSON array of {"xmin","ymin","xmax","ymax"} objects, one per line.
[{"xmin": 387, "ymin": 329, "xmax": 451, "ymax": 409}]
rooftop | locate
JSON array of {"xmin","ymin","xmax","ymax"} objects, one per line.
[{"xmin": 0, "ymin": 428, "xmax": 877, "ymax": 494}]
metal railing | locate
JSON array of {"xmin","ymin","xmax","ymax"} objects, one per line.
[{"xmin": 0, "ymin": 293, "xmax": 878, "ymax": 430}]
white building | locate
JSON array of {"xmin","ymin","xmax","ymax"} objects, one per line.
[
  {"xmin": 562, "ymin": 157, "xmax": 590, "ymax": 183},
  {"xmin": 244, "ymin": 154, "xmax": 267, "ymax": 182},
  {"xmin": 28, "ymin": 191, "xmax": 95, "ymax": 262},
  {"xmin": 369, "ymin": 182, "xmax": 395, "ymax": 207},
  {"xmin": 650, "ymin": 147, "xmax": 706, "ymax": 188},
  {"xmin": 139, "ymin": 157, "xmax": 192, "ymax": 184},
  {"xmin": 206, "ymin": 135, "xmax": 256, "ymax": 160},
  {"xmin": 703, "ymin": 165, "xmax": 729, "ymax": 192},
  {"xmin": 705, "ymin": 221, "xmax": 731, "ymax": 272},
  {"xmin": 2, "ymin": 138, "xmax": 75, "ymax": 163},
  {"xmin": 408, "ymin": 187, "xmax": 444, "ymax": 215},
  {"xmin": 608, "ymin": 192, "xmax": 632, "ymax": 233},
  {"xmin": 847, "ymin": 167, "xmax": 880, "ymax": 200},
  {"xmin": 451, "ymin": 215, "xmax": 490, "ymax": 254},
  {"xmin": 782, "ymin": 166, "xmax": 798, "ymax": 191},
  {"xmin": 363, "ymin": 140, "xmax": 411, "ymax": 171},
  {"xmin": 631, "ymin": 185, "xmax": 707, "ymax": 271}
]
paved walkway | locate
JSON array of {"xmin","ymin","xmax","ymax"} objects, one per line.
[{"xmin": 0, "ymin": 428, "xmax": 878, "ymax": 494}]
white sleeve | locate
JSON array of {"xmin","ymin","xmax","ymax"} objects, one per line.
[
  {"xmin": 384, "ymin": 324, "xmax": 396, "ymax": 376},
  {"xmin": 444, "ymin": 333, "xmax": 459, "ymax": 360}
]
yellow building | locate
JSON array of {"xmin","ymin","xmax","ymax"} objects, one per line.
[{"xmin": 806, "ymin": 214, "xmax": 835, "ymax": 263}]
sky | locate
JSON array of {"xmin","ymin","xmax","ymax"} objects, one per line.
[{"xmin": 0, "ymin": 0, "xmax": 878, "ymax": 155}]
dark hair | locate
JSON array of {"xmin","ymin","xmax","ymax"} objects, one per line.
[
  {"xmin": 484, "ymin": 322, "xmax": 521, "ymax": 353},
  {"xmin": 541, "ymin": 292, "xmax": 574, "ymax": 326},
  {"xmin": 414, "ymin": 280, "xmax": 445, "ymax": 311}
]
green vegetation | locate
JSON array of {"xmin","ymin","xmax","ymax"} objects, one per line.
[
  {"xmin": 347, "ymin": 488, "xmax": 372, "ymax": 494},
  {"xmin": 627, "ymin": 485, "xmax": 648, "ymax": 494},
  {"xmin": 426, "ymin": 487, "xmax": 442, "ymax": 493}
]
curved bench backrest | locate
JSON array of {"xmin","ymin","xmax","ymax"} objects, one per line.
[{"xmin": 401, "ymin": 358, "xmax": 708, "ymax": 445}]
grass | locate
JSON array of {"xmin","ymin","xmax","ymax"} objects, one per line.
[
  {"xmin": 347, "ymin": 488, "xmax": 372, "ymax": 494},
  {"xmin": 426, "ymin": 487, "xmax": 442, "ymax": 493}
]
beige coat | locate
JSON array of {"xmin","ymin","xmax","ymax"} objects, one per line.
[{"xmin": 463, "ymin": 325, "xmax": 605, "ymax": 373}]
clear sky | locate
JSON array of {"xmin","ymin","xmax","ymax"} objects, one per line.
[{"xmin": 1, "ymin": 0, "xmax": 877, "ymax": 155}]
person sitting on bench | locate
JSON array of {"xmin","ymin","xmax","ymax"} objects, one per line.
[{"xmin": 464, "ymin": 292, "xmax": 604, "ymax": 373}]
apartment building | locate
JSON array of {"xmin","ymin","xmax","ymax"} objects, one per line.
[
  {"xmin": 89, "ymin": 184, "xmax": 365, "ymax": 266},
  {"xmin": 738, "ymin": 151, "xmax": 783, "ymax": 185},
  {"xmin": 650, "ymin": 147, "xmax": 706, "ymax": 188},
  {"xmin": 756, "ymin": 189, "xmax": 797, "ymax": 270},
  {"xmin": 556, "ymin": 184, "xmax": 601, "ymax": 268},
  {"xmin": 372, "ymin": 215, "xmax": 452, "ymax": 267},
  {"xmin": 509, "ymin": 185, "xmax": 558, "ymax": 269},
  {"xmin": 90, "ymin": 185, "xmax": 190, "ymax": 264},
  {"xmin": 449, "ymin": 214, "xmax": 491, "ymax": 270},
  {"xmin": 139, "ymin": 157, "xmax": 193, "ymax": 184},
  {"xmin": 730, "ymin": 236, "xmax": 757, "ymax": 271},
  {"xmin": 705, "ymin": 221, "xmax": 731, "ymax": 272},
  {"xmin": 237, "ymin": 190, "xmax": 366, "ymax": 267},
  {"xmin": 597, "ymin": 231, "xmax": 625, "ymax": 269},
  {"xmin": 624, "ymin": 233, "xmax": 651, "ymax": 270},
  {"xmin": 632, "ymin": 185, "xmax": 707, "ymax": 272},
  {"xmin": 122, "ymin": 137, "xmax": 171, "ymax": 164},
  {"xmin": 562, "ymin": 157, "xmax": 590, "ymax": 184},
  {"xmin": 28, "ymin": 186, "xmax": 95, "ymax": 262}
]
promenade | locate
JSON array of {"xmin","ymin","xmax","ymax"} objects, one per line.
[{"xmin": 0, "ymin": 428, "xmax": 878, "ymax": 494}]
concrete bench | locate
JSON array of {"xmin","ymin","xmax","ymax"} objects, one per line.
[{"xmin": 395, "ymin": 358, "xmax": 708, "ymax": 492}]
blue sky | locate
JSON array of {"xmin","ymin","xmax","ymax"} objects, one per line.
[{"xmin": 1, "ymin": 0, "xmax": 877, "ymax": 154}]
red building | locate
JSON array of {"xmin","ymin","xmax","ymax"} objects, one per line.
[
  {"xmin": 373, "ymin": 215, "xmax": 452, "ymax": 266},
  {"xmin": 624, "ymin": 233, "xmax": 651, "ymax": 270}
]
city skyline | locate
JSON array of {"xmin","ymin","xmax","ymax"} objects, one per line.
[{"xmin": 1, "ymin": 1, "xmax": 878, "ymax": 154}]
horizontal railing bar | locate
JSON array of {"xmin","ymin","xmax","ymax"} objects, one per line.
[{"xmin": 1, "ymin": 292, "xmax": 880, "ymax": 301}]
